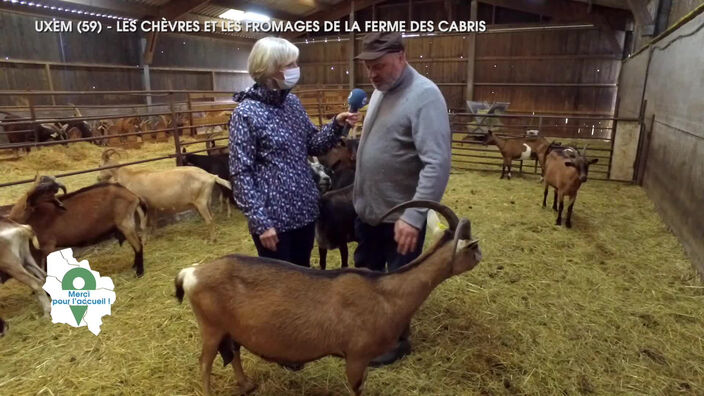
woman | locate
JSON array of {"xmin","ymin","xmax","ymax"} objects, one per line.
[{"xmin": 229, "ymin": 36, "xmax": 358, "ymax": 267}]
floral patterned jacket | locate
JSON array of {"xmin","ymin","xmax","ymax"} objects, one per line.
[{"xmin": 228, "ymin": 84, "xmax": 343, "ymax": 235}]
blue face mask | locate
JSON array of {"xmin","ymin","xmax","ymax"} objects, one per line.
[{"xmin": 278, "ymin": 67, "xmax": 300, "ymax": 89}]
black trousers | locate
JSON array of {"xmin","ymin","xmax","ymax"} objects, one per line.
[
  {"xmin": 353, "ymin": 218, "xmax": 427, "ymax": 272},
  {"xmin": 252, "ymin": 222, "xmax": 316, "ymax": 267}
]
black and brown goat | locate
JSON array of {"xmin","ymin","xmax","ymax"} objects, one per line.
[
  {"xmin": 315, "ymin": 139, "xmax": 359, "ymax": 269},
  {"xmin": 9, "ymin": 176, "xmax": 147, "ymax": 276},
  {"xmin": 318, "ymin": 138, "xmax": 358, "ymax": 190},
  {"xmin": 175, "ymin": 200, "xmax": 482, "ymax": 396},
  {"xmin": 542, "ymin": 146, "xmax": 598, "ymax": 228},
  {"xmin": 481, "ymin": 131, "xmax": 549, "ymax": 179}
]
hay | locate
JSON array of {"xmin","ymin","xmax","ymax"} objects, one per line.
[{"xmin": 1, "ymin": 161, "xmax": 703, "ymax": 394}]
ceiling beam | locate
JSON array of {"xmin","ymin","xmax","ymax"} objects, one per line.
[
  {"xmin": 159, "ymin": 0, "xmax": 212, "ymax": 20},
  {"xmin": 305, "ymin": 0, "xmax": 388, "ymax": 22},
  {"xmin": 569, "ymin": 0, "xmax": 630, "ymax": 10},
  {"xmin": 627, "ymin": 0, "xmax": 654, "ymax": 35},
  {"xmin": 54, "ymin": 0, "xmax": 157, "ymax": 17},
  {"xmin": 477, "ymin": 0, "xmax": 562, "ymax": 17},
  {"xmin": 210, "ymin": 0, "xmax": 300, "ymax": 21}
]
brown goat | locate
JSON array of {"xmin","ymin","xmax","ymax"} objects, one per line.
[
  {"xmin": 482, "ymin": 131, "xmax": 549, "ymax": 179},
  {"xmin": 9, "ymin": 176, "xmax": 147, "ymax": 276},
  {"xmin": 175, "ymin": 200, "xmax": 482, "ymax": 396},
  {"xmin": 542, "ymin": 146, "xmax": 598, "ymax": 228},
  {"xmin": 98, "ymin": 149, "xmax": 231, "ymax": 241}
]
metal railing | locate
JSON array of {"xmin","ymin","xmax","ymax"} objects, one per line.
[
  {"xmin": 449, "ymin": 112, "xmax": 639, "ymax": 180},
  {"xmin": 0, "ymin": 88, "xmax": 637, "ymax": 193},
  {"xmin": 0, "ymin": 88, "xmax": 349, "ymax": 190}
]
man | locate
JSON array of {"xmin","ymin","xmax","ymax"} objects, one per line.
[{"xmin": 353, "ymin": 32, "xmax": 451, "ymax": 366}]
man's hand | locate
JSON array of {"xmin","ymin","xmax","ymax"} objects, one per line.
[
  {"xmin": 394, "ymin": 219, "xmax": 419, "ymax": 255},
  {"xmin": 335, "ymin": 112, "xmax": 361, "ymax": 127},
  {"xmin": 259, "ymin": 227, "xmax": 279, "ymax": 251}
]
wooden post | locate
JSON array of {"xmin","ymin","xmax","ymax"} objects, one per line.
[
  {"xmin": 316, "ymin": 89, "xmax": 324, "ymax": 126},
  {"xmin": 211, "ymin": 71, "xmax": 216, "ymax": 90},
  {"xmin": 445, "ymin": 0, "xmax": 453, "ymax": 21},
  {"xmin": 535, "ymin": 116, "xmax": 543, "ymax": 175},
  {"xmin": 607, "ymin": 97, "xmax": 620, "ymax": 179},
  {"xmin": 187, "ymin": 93, "xmax": 196, "ymax": 136},
  {"xmin": 348, "ymin": 0, "xmax": 356, "ymax": 89},
  {"xmin": 171, "ymin": 95, "xmax": 183, "ymax": 166},
  {"xmin": 28, "ymin": 96, "xmax": 38, "ymax": 148},
  {"xmin": 44, "ymin": 64, "xmax": 56, "ymax": 106},
  {"xmin": 465, "ymin": 0, "xmax": 478, "ymax": 103}
]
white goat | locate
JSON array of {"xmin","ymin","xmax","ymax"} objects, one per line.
[
  {"xmin": 0, "ymin": 217, "xmax": 50, "ymax": 320},
  {"xmin": 97, "ymin": 149, "xmax": 231, "ymax": 241}
]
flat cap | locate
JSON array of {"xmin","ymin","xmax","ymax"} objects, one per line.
[{"xmin": 355, "ymin": 32, "xmax": 404, "ymax": 60}]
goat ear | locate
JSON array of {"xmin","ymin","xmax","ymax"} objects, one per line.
[
  {"xmin": 564, "ymin": 161, "xmax": 575, "ymax": 167},
  {"xmin": 588, "ymin": 158, "xmax": 599, "ymax": 165}
]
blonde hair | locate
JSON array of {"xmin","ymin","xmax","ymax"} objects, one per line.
[{"xmin": 247, "ymin": 37, "xmax": 299, "ymax": 84}]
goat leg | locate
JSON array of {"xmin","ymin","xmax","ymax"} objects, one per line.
[
  {"xmin": 199, "ymin": 326, "xmax": 223, "ymax": 396},
  {"xmin": 566, "ymin": 195, "xmax": 576, "ymax": 229},
  {"xmin": 231, "ymin": 342, "xmax": 257, "ymax": 395},
  {"xmin": 345, "ymin": 357, "xmax": 370, "ymax": 396},
  {"xmin": 552, "ymin": 190, "xmax": 558, "ymax": 211},
  {"xmin": 340, "ymin": 244, "xmax": 349, "ymax": 268},
  {"xmin": 1, "ymin": 261, "xmax": 50, "ymax": 317},
  {"xmin": 542, "ymin": 186, "xmax": 548, "ymax": 208},
  {"xmin": 319, "ymin": 247, "xmax": 328, "ymax": 270},
  {"xmin": 556, "ymin": 194, "xmax": 564, "ymax": 226}
]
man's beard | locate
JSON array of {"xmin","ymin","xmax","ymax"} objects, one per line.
[{"xmin": 372, "ymin": 81, "xmax": 392, "ymax": 92}]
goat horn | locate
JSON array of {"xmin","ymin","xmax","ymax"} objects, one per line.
[
  {"xmin": 582, "ymin": 144, "xmax": 588, "ymax": 156},
  {"xmin": 101, "ymin": 148, "xmax": 120, "ymax": 161},
  {"xmin": 379, "ymin": 200, "xmax": 459, "ymax": 231},
  {"xmin": 56, "ymin": 180, "xmax": 67, "ymax": 195},
  {"xmin": 451, "ymin": 218, "xmax": 474, "ymax": 261}
]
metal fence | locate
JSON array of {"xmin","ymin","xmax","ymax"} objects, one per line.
[
  {"xmin": 0, "ymin": 88, "xmax": 352, "ymax": 190},
  {"xmin": 448, "ymin": 112, "xmax": 638, "ymax": 180},
  {"xmin": 1, "ymin": 89, "xmax": 638, "ymax": 193}
]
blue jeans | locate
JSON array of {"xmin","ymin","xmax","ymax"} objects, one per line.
[{"xmin": 353, "ymin": 218, "xmax": 427, "ymax": 272}]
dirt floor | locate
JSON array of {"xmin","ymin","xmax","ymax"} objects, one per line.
[{"xmin": 0, "ymin": 142, "xmax": 703, "ymax": 395}]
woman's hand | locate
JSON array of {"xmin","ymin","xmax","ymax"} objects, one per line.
[
  {"xmin": 335, "ymin": 112, "xmax": 361, "ymax": 127},
  {"xmin": 259, "ymin": 227, "xmax": 279, "ymax": 251}
]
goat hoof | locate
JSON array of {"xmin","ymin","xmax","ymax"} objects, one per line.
[
  {"xmin": 555, "ymin": 220, "xmax": 562, "ymax": 226},
  {"xmin": 566, "ymin": 222, "xmax": 572, "ymax": 229},
  {"xmin": 237, "ymin": 381, "xmax": 257, "ymax": 395}
]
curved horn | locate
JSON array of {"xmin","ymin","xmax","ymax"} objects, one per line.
[
  {"xmin": 581, "ymin": 144, "xmax": 588, "ymax": 156},
  {"xmin": 379, "ymin": 200, "xmax": 459, "ymax": 231},
  {"xmin": 56, "ymin": 180, "xmax": 67, "ymax": 195},
  {"xmin": 452, "ymin": 218, "xmax": 472, "ymax": 260},
  {"xmin": 101, "ymin": 148, "xmax": 120, "ymax": 162}
]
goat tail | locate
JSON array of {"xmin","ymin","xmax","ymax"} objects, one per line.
[
  {"xmin": 19, "ymin": 225, "xmax": 40, "ymax": 250},
  {"xmin": 174, "ymin": 266, "xmax": 198, "ymax": 304},
  {"xmin": 214, "ymin": 176, "xmax": 232, "ymax": 190}
]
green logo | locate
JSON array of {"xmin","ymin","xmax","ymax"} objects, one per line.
[{"xmin": 61, "ymin": 267, "xmax": 97, "ymax": 326}]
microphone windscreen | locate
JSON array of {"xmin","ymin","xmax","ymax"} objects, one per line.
[{"xmin": 347, "ymin": 88, "xmax": 368, "ymax": 112}]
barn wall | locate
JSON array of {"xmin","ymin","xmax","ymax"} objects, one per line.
[
  {"xmin": 0, "ymin": 10, "xmax": 252, "ymax": 104},
  {"xmin": 620, "ymin": 10, "xmax": 704, "ymax": 274},
  {"xmin": 0, "ymin": 11, "xmax": 139, "ymax": 64},
  {"xmin": 299, "ymin": 26, "xmax": 622, "ymax": 116}
]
